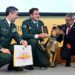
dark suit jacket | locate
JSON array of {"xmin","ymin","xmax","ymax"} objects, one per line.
[
  {"xmin": 0, "ymin": 18, "xmax": 22, "ymax": 49},
  {"xmin": 58, "ymin": 23, "xmax": 75, "ymax": 52}
]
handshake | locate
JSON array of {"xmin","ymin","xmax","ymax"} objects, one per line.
[
  {"xmin": 38, "ymin": 25, "xmax": 65, "ymax": 39},
  {"xmin": 38, "ymin": 33, "xmax": 49, "ymax": 38}
]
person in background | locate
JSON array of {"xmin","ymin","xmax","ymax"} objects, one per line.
[
  {"xmin": 57, "ymin": 13, "xmax": 75, "ymax": 67},
  {"xmin": 22, "ymin": 8, "xmax": 49, "ymax": 70},
  {"xmin": 0, "ymin": 6, "xmax": 27, "ymax": 71}
]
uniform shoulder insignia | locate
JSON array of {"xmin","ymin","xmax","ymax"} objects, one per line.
[{"xmin": 1, "ymin": 27, "xmax": 8, "ymax": 32}]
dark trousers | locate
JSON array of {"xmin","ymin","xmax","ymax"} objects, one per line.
[
  {"xmin": 61, "ymin": 46, "xmax": 75, "ymax": 62},
  {"xmin": 28, "ymin": 39, "xmax": 49, "ymax": 67},
  {"xmin": 0, "ymin": 52, "xmax": 11, "ymax": 68}
]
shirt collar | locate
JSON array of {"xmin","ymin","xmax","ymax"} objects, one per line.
[
  {"xmin": 6, "ymin": 17, "xmax": 11, "ymax": 25},
  {"xmin": 32, "ymin": 19, "xmax": 38, "ymax": 24},
  {"xmin": 71, "ymin": 23, "xmax": 74, "ymax": 28},
  {"xmin": 68, "ymin": 23, "xmax": 74, "ymax": 28}
]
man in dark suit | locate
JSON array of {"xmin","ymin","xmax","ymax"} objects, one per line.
[
  {"xmin": 57, "ymin": 13, "xmax": 75, "ymax": 67},
  {"xmin": 0, "ymin": 6, "xmax": 27, "ymax": 71},
  {"xmin": 22, "ymin": 8, "xmax": 49, "ymax": 69}
]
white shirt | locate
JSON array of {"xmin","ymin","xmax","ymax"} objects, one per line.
[{"xmin": 6, "ymin": 18, "xmax": 11, "ymax": 27}]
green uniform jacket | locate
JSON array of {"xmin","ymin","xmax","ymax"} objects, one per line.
[
  {"xmin": 22, "ymin": 18, "xmax": 44, "ymax": 41},
  {"xmin": 0, "ymin": 18, "xmax": 22, "ymax": 49},
  {"xmin": 22, "ymin": 18, "xmax": 49, "ymax": 67}
]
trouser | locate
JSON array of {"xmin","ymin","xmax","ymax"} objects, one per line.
[
  {"xmin": 28, "ymin": 39, "xmax": 49, "ymax": 67},
  {"xmin": 61, "ymin": 46, "xmax": 75, "ymax": 62},
  {"xmin": 0, "ymin": 50, "xmax": 11, "ymax": 68},
  {"xmin": 0, "ymin": 43, "xmax": 23, "ymax": 69}
]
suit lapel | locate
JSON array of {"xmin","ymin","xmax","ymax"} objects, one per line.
[
  {"xmin": 31, "ymin": 19, "xmax": 41, "ymax": 29},
  {"xmin": 3, "ymin": 18, "xmax": 10, "ymax": 30},
  {"xmin": 66, "ymin": 23, "xmax": 75, "ymax": 35},
  {"xmin": 63, "ymin": 25, "xmax": 67, "ymax": 33},
  {"xmin": 71, "ymin": 23, "xmax": 75, "ymax": 30},
  {"xmin": 29, "ymin": 19, "xmax": 41, "ymax": 34},
  {"xmin": 30, "ymin": 19, "xmax": 38, "ymax": 29},
  {"xmin": 69, "ymin": 23, "xmax": 75, "ymax": 33},
  {"xmin": 31, "ymin": 19, "xmax": 37, "ymax": 27},
  {"xmin": 38, "ymin": 21, "xmax": 41, "ymax": 29}
]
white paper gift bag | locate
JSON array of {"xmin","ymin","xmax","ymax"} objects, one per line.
[{"xmin": 14, "ymin": 45, "xmax": 33, "ymax": 67}]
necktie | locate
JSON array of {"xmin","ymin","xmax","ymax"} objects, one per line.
[
  {"xmin": 35, "ymin": 22, "xmax": 38, "ymax": 28},
  {"xmin": 9, "ymin": 22, "xmax": 13, "ymax": 26},
  {"xmin": 67, "ymin": 27, "xmax": 71, "ymax": 35},
  {"xmin": 10, "ymin": 23, "xmax": 13, "ymax": 25}
]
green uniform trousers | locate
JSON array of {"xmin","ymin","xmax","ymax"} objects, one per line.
[
  {"xmin": 28, "ymin": 39, "xmax": 49, "ymax": 67},
  {"xmin": 0, "ymin": 52, "xmax": 11, "ymax": 68}
]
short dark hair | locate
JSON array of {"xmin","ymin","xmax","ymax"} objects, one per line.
[
  {"xmin": 66, "ymin": 13, "xmax": 75, "ymax": 20},
  {"xmin": 5, "ymin": 6, "xmax": 18, "ymax": 16},
  {"xmin": 29, "ymin": 8, "xmax": 39, "ymax": 15}
]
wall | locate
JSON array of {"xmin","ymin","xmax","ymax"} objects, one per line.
[{"xmin": 15, "ymin": 16, "xmax": 65, "ymax": 35}]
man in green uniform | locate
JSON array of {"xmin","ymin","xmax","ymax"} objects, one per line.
[
  {"xmin": 0, "ymin": 6, "xmax": 27, "ymax": 71},
  {"xmin": 22, "ymin": 8, "xmax": 49, "ymax": 69}
]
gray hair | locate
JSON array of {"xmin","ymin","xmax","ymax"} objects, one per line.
[{"xmin": 66, "ymin": 13, "xmax": 75, "ymax": 20}]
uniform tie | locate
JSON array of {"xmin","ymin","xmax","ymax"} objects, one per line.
[{"xmin": 35, "ymin": 22, "xmax": 38, "ymax": 28}]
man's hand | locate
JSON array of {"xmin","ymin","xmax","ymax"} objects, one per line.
[
  {"xmin": 21, "ymin": 40, "xmax": 28, "ymax": 46},
  {"xmin": 59, "ymin": 30, "xmax": 64, "ymax": 35},
  {"xmin": 66, "ymin": 43, "xmax": 71, "ymax": 49},
  {"xmin": 2, "ymin": 48, "xmax": 11, "ymax": 54},
  {"xmin": 40, "ymin": 41, "xmax": 45, "ymax": 45},
  {"xmin": 56, "ymin": 29, "xmax": 64, "ymax": 35},
  {"xmin": 38, "ymin": 33, "xmax": 49, "ymax": 38},
  {"xmin": 44, "ymin": 33, "xmax": 49, "ymax": 38}
]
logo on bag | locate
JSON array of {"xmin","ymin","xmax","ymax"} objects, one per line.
[{"xmin": 16, "ymin": 54, "xmax": 32, "ymax": 59}]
